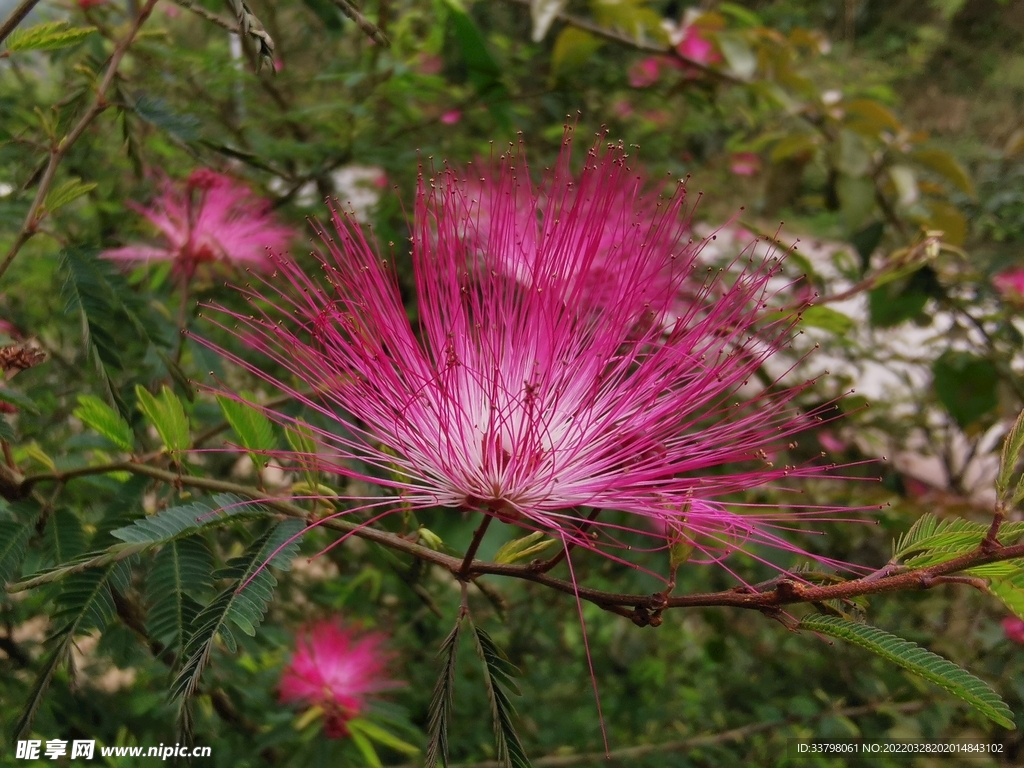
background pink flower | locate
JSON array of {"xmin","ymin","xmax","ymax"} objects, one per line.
[
  {"xmin": 1002, "ymin": 617, "xmax": 1024, "ymax": 645},
  {"xmin": 103, "ymin": 170, "xmax": 294, "ymax": 281},
  {"xmin": 730, "ymin": 152, "xmax": 762, "ymax": 176},
  {"xmin": 993, "ymin": 267, "xmax": 1024, "ymax": 301},
  {"xmin": 279, "ymin": 620, "xmax": 402, "ymax": 738},
  {"xmin": 628, "ymin": 57, "xmax": 663, "ymax": 88}
]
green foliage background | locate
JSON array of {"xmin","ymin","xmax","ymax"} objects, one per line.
[{"xmin": 2, "ymin": 0, "xmax": 1024, "ymax": 765}]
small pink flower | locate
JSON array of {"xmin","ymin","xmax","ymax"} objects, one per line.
[
  {"xmin": 1002, "ymin": 617, "xmax": 1024, "ymax": 645},
  {"xmin": 628, "ymin": 57, "xmax": 663, "ymax": 88},
  {"xmin": 103, "ymin": 171, "xmax": 294, "ymax": 281},
  {"xmin": 279, "ymin": 620, "xmax": 402, "ymax": 738},
  {"xmin": 994, "ymin": 267, "xmax": 1024, "ymax": 302},
  {"xmin": 77, "ymin": 0, "xmax": 106, "ymax": 9},
  {"xmin": 440, "ymin": 110, "xmax": 462, "ymax": 125},
  {"xmin": 418, "ymin": 54, "xmax": 443, "ymax": 76},
  {"xmin": 817, "ymin": 430, "xmax": 846, "ymax": 454},
  {"xmin": 730, "ymin": 152, "xmax": 761, "ymax": 177},
  {"xmin": 676, "ymin": 25, "xmax": 721, "ymax": 66}
]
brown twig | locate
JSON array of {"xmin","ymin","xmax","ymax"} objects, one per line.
[
  {"xmin": 10, "ymin": 460, "xmax": 1024, "ymax": 622},
  {"xmin": 504, "ymin": 0, "xmax": 745, "ymax": 85},
  {"xmin": 0, "ymin": 0, "xmax": 41, "ymax": 47},
  {"xmin": 328, "ymin": 0, "xmax": 389, "ymax": 46},
  {"xmin": 459, "ymin": 514, "xmax": 493, "ymax": 581},
  {"xmin": 0, "ymin": 0, "xmax": 160, "ymax": 284}
]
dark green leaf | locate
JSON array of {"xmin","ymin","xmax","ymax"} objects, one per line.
[
  {"xmin": 800, "ymin": 616, "xmax": 1014, "ymax": 729},
  {"xmin": 472, "ymin": 624, "xmax": 530, "ymax": 768},
  {"xmin": 172, "ymin": 520, "xmax": 303, "ymax": 737},
  {"xmin": 132, "ymin": 95, "xmax": 201, "ymax": 142},
  {"xmin": 933, "ymin": 351, "xmax": 999, "ymax": 430},
  {"xmin": 146, "ymin": 537, "xmax": 214, "ymax": 650},
  {"xmin": 426, "ymin": 619, "xmax": 463, "ymax": 768},
  {"xmin": 110, "ymin": 494, "xmax": 273, "ymax": 545}
]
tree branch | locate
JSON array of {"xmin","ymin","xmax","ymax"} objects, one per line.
[
  {"xmin": 0, "ymin": 0, "xmax": 160, "ymax": 283},
  {"xmin": 0, "ymin": 0, "xmax": 41, "ymax": 47},
  {"xmin": 11, "ymin": 459, "xmax": 1024, "ymax": 621}
]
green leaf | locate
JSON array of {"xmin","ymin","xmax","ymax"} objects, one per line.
[
  {"xmin": 933, "ymin": 351, "xmax": 999, "ymax": 430},
  {"xmin": 425, "ymin": 619, "xmax": 463, "ymax": 768},
  {"xmin": 836, "ymin": 173, "xmax": 875, "ymax": 232},
  {"xmin": 135, "ymin": 385, "xmax": 190, "ymax": 454},
  {"xmin": 800, "ymin": 616, "xmax": 1014, "ymax": 729},
  {"xmin": 868, "ymin": 265, "xmax": 940, "ymax": 328},
  {"xmin": 998, "ymin": 409, "xmax": 1024, "ymax": 502},
  {"xmin": 46, "ymin": 508, "xmax": 87, "ymax": 565},
  {"xmin": 0, "ymin": 386, "xmax": 39, "ymax": 414},
  {"xmin": 0, "ymin": 416, "xmax": 14, "ymax": 442},
  {"xmin": 132, "ymin": 95, "xmax": 201, "ymax": 142},
  {"xmin": 347, "ymin": 719, "xmax": 420, "ymax": 757},
  {"xmin": 912, "ymin": 148, "xmax": 975, "ymax": 198},
  {"xmin": 894, "ymin": 514, "xmax": 1024, "ymax": 567},
  {"xmin": 146, "ymin": 537, "xmax": 214, "ymax": 650},
  {"xmin": 6, "ymin": 21, "xmax": 96, "ymax": 52},
  {"xmin": 172, "ymin": 519, "xmax": 303, "ymax": 737},
  {"xmin": 216, "ymin": 395, "xmax": 276, "ymax": 465},
  {"xmin": 43, "ymin": 179, "xmax": 97, "ymax": 214},
  {"xmin": 472, "ymin": 624, "xmax": 530, "ymax": 768},
  {"xmin": 444, "ymin": 0, "xmax": 510, "ymax": 129},
  {"xmin": 15, "ymin": 558, "xmax": 131, "ymax": 739},
  {"xmin": 60, "ymin": 248, "xmax": 162, "ymax": 414},
  {"xmin": 110, "ymin": 494, "xmax": 273, "ymax": 545},
  {"xmin": 799, "ymin": 306, "xmax": 854, "ymax": 335},
  {"xmin": 75, "ymin": 394, "xmax": 134, "ymax": 451},
  {"xmin": 550, "ymin": 28, "xmax": 602, "ymax": 75},
  {"xmin": 349, "ymin": 730, "xmax": 383, "ymax": 768},
  {"xmin": 0, "ymin": 519, "xmax": 35, "ymax": 584},
  {"xmin": 494, "ymin": 531, "xmax": 557, "ymax": 564}
]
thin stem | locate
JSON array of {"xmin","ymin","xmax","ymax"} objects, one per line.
[
  {"xmin": 459, "ymin": 514, "xmax": 493, "ymax": 581},
  {"xmin": 533, "ymin": 508, "xmax": 600, "ymax": 573},
  {"xmin": 171, "ymin": 0, "xmax": 239, "ymax": 33},
  {"xmin": 0, "ymin": 0, "xmax": 41, "ymax": 47},
  {"xmin": 10, "ymin": 462, "xmax": 1024, "ymax": 619},
  {"xmin": 0, "ymin": 0, "xmax": 160, "ymax": 283},
  {"xmin": 329, "ymin": 0, "xmax": 390, "ymax": 46}
]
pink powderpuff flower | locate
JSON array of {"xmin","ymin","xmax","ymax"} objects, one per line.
[
  {"xmin": 628, "ymin": 57, "xmax": 663, "ymax": 88},
  {"xmin": 440, "ymin": 109, "xmax": 462, "ymax": 125},
  {"xmin": 993, "ymin": 267, "xmax": 1024, "ymax": 302},
  {"xmin": 103, "ymin": 170, "xmax": 294, "ymax": 282},
  {"xmin": 676, "ymin": 24, "xmax": 721, "ymax": 68},
  {"xmin": 279, "ymin": 620, "xmax": 402, "ymax": 738},
  {"xmin": 202, "ymin": 131, "xmax": 860, "ymax": 577},
  {"xmin": 1002, "ymin": 617, "xmax": 1024, "ymax": 646},
  {"xmin": 730, "ymin": 152, "xmax": 762, "ymax": 177}
]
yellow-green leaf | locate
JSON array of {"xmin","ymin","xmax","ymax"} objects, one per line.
[
  {"xmin": 135, "ymin": 385, "xmax": 190, "ymax": 454},
  {"xmin": 43, "ymin": 179, "xmax": 97, "ymax": 214},
  {"xmin": 74, "ymin": 395, "xmax": 133, "ymax": 452},
  {"xmin": 912, "ymin": 148, "xmax": 975, "ymax": 197},
  {"xmin": 6, "ymin": 21, "xmax": 96, "ymax": 52},
  {"xmin": 551, "ymin": 27, "xmax": 602, "ymax": 75}
]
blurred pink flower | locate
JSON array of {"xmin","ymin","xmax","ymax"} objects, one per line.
[
  {"xmin": 279, "ymin": 620, "xmax": 402, "ymax": 738},
  {"xmin": 1002, "ymin": 616, "xmax": 1024, "ymax": 645},
  {"xmin": 203, "ymin": 133, "xmax": 859, "ymax": 575},
  {"xmin": 77, "ymin": 0, "xmax": 106, "ymax": 8},
  {"xmin": 993, "ymin": 267, "xmax": 1024, "ymax": 301},
  {"xmin": 676, "ymin": 25, "xmax": 721, "ymax": 67},
  {"xmin": 440, "ymin": 110, "xmax": 462, "ymax": 125},
  {"xmin": 628, "ymin": 57, "xmax": 663, "ymax": 88},
  {"xmin": 103, "ymin": 170, "xmax": 294, "ymax": 281},
  {"xmin": 730, "ymin": 152, "xmax": 762, "ymax": 176},
  {"xmin": 418, "ymin": 53, "xmax": 443, "ymax": 76}
]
